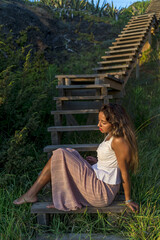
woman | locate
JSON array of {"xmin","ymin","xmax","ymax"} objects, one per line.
[{"xmin": 13, "ymin": 104, "xmax": 139, "ymax": 212}]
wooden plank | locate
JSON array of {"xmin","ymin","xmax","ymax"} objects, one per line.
[
  {"xmin": 118, "ymin": 31, "xmax": 146, "ymax": 37},
  {"xmin": 51, "ymin": 109, "xmax": 99, "ymax": 115},
  {"xmin": 101, "ymin": 53, "xmax": 135, "ymax": 59},
  {"xmin": 55, "ymin": 74, "xmax": 104, "ymax": 79},
  {"xmin": 112, "ymin": 39, "xmax": 143, "ymax": 45},
  {"xmin": 55, "ymin": 74, "xmax": 120, "ymax": 82},
  {"xmin": 31, "ymin": 199, "xmax": 127, "ymax": 214},
  {"xmin": 43, "ymin": 144, "xmax": 99, "ymax": 152},
  {"xmin": 106, "ymin": 48, "xmax": 138, "ymax": 53},
  {"xmin": 96, "ymin": 71, "xmax": 126, "ymax": 75},
  {"xmin": 123, "ymin": 24, "xmax": 150, "ymax": 31},
  {"xmin": 125, "ymin": 22, "xmax": 150, "ymax": 28},
  {"xmin": 115, "ymin": 35, "xmax": 144, "ymax": 41},
  {"xmin": 98, "ymin": 59, "xmax": 132, "ymax": 64},
  {"xmin": 54, "ymin": 95, "xmax": 112, "ymax": 100},
  {"xmin": 128, "ymin": 18, "xmax": 153, "ymax": 24},
  {"xmin": 132, "ymin": 15, "xmax": 153, "ymax": 20},
  {"xmin": 48, "ymin": 125, "xmax": 99, "ymax": 132},
  {"xmin": 56, "ymin": 84, "xmax": 110, "ymax": 89},
  {"xmin": 94, "ymin": 64, "xmax": 129, "ymax": 70},
  {"xmin": 131, "ymin": 13, "xmax": 154, "ymax": 18},
  {"xmin": 103, "ymin": 79, "xmax": 123, "ymax": 90},
  {"xmin": 109, "ymin": 43, "xmax": 141, "ymax": 50},
  {"xmin": 121, "ymin": 27, "xmax": 149, "ymax": 34}
]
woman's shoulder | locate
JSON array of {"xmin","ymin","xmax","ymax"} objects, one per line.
[{"xmin": 112, "ymin": 136, "xmax": 130, "ymax": 151}]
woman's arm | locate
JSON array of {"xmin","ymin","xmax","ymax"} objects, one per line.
[
  {"xmin": 112, "ymin": 137, "xmax": 139, "ymax": 212},
  {"xmin": 86, "ymin": 156, "xmax": 97, "ymax": 165}
]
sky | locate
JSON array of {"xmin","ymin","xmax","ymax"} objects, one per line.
[{"xmin": 107, "ymin": 0, "xmax": 145, "ymax": 9}]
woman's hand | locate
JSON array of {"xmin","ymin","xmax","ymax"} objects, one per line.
[
  {"xmin": 86, "ymin": 156, "xmax": 97, "ymax": 165},
  {"xmin": 126, "ymin": 201, "xmax": 139, "ymax": 213}
]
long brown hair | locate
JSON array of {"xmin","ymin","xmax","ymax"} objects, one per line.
[{"xmin": 99, "ymin": 104, "xmax": 138, "ymax": 173}]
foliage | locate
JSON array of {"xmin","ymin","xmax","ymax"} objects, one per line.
[
  {"xmin": 0, "ymin": 29, "xmax": 58, "ymax": 175},
  {"xmin": 126, "ymin": 0, "xmax": 151, "ymax": 16},
  {"xmin": 38, "ymin": 0, "xmax": 150, "ymax": 20}
]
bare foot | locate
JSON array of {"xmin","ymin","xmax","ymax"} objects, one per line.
[
  {"xmin": 13, "ymin": 194, "xmax": 38, "ymax": 205},
  {"xmin": 46, "ymin": 204, "xmax": 55, "ymax": 208}
]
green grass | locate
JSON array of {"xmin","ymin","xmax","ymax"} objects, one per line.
[{"xmin": 0, "ymin": 72, "xmax": 160, "ymax": 239}]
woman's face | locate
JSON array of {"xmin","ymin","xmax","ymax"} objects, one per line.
[{"xmin": 98, "ymin": 111, "xmax": 112, "ymax": 134}]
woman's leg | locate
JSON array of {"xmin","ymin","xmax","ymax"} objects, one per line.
[{"xmin": 13, "ymin": 157, "xmax": 52, "ymax": 205}]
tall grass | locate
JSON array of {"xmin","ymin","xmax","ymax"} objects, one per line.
[{"xmin": 1, "ymin": 75, "xmax": 160, "ymax": 239}]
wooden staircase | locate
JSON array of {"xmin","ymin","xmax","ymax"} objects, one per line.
[
  {"xmin": 146, "ymin": 0, "xmax": 160, "ymax": 21},
  {"xmin": 44, "ymin": 6, "xmax": 159, "ymax": 155}
]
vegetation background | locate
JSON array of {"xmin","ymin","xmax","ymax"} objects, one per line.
[{"xmin": 0, "ymin": 0, "xmax": 160, "ymax": 239}]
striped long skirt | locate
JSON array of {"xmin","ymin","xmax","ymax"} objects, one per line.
[{"xmin": 51, "ymin": 148, "xmax": 120, "ymax": 211}]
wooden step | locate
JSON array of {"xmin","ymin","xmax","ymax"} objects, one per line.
[
  {"xmin": 56, "ymin": 84, "xmax": 110, "ymax": 89},
  {"xmin": 44, "ymin": 144, "xmax": 99, "ymax": 152},
  {"xmin": 112, "ymin": 38, "xmax": 143, "ymax": 45},
  {"xmin": 115, "ymin": 35, "xmax": 144, "ymax": 41},
  {"xmin": 54, "ymin": 95, "xmax": 112, "ymax": 100},
  {"xmin": 131, "ymin": 13, "xmax": 154, "ymax": 19},
  {"xmin": 106, "ymin": 48, "xmax": 137, "ymax": 54},
  {"xmin": 98, "ymin": 58, "xmax": 133, "ymax": 64},
  {"xmin": 51, "ymin": 109, "xmax": 99, "ymax": 115},
  {"xmin": 118, "ymin": 31, "xmax": 146, "ymax": 37},
  {"xmin": 55, "ymin": 74, "xmax": 119, "ymax": 82},
  {"xmin": 94, "ymin": 64, "xmax": 129, "ymax": 71},
  {"xmin": 128, "ymin": 18, "xmax": 153, "ymax": 24},
  {"xmin": 123, "ymin": 24, "xmax": 149, "ymax": 31},
  {"xmin": 96, "ymin": 71, "xmax": 127, "ymax": 76},
  {"xmin": 125, "ymin": 22, "xmax": 150, "ymax": 28},
  {"xmin": 101, "ymin": 53, "xmax": 135, "ymax": 59},
  {"xmin": 109, "ymin": 43, "xmax": 140, "ymax": 50},
  {"xmin": 31, "ymin": 195, "xmax": 126, "ymax": 215},
  {"xmin": 48, "ymin": 125, "xmax": 99, "ymax": 132},
  {"xmin": 121, "ymin": 27, "xmax": 149, "ymax": 34}
]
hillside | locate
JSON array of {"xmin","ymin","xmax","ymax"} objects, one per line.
[{"xmin": 0, "ymin": 0, "xmax": 122, "ymax": 67}]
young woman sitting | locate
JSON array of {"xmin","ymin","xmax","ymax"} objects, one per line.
[{"xmin": 13, "ymin": 103, "xmax": 139, "ymax": 212}]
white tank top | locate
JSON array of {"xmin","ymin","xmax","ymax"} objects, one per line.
[{"xmin": 92, "ymin": 136, "xmax": 121, "ymax": 185}]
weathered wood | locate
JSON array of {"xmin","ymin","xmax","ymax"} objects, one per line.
[
  {"xmin": 31, "ymin": 201, "xmax": 127, "ymax": 214},
  {"xmin": 109, "ymin": 43, "xmax": 141, "ymax": 50},
  {"xmin": 51, "ymin": 131, "xmax": 61, "ymax": 145},
  {"xmin": 112, "ymin": 39, "xmax": 143, "ymax": 45},
  {"xmin": 106, "ymin": 48, "xmax": 138, "ymax": 54},
  {"xmin": 94, "ymin": 64, "xmax": 129, "ymax": 71},
  {"xmin": 123, "ymin": 25, "xmax": 150, "ymax": 32},
  {"xmin": 48, "ymin": 125, "xmax": 99, "ymax": 132},
  {"xmin": 124, "ymin": 22, "xmax": 150, "ymax": 28},
  {"xmin": 37, "ymin": 213, "xmax": 50, "ymax": 225},
  {"xmin": 51, "ymin": 109, "xmax": 99, "ymax": 115},
  {"xmin": 98, "ymin": 59, "xmax": 132, "ymax": 64},
  {"xmin": 128, "ymin": 18, "xmax": 153, "ymax": 24},
  {"xmin": 56, "ymin": 84, "xmax": 110, "ymax": 89},
  {"xmin": 115, "ymin": 35, "xmax": 144, "ymax": 41},
  {"xmin": 55, "ymin": 74, "xmax": 118, "ymax": 80},
  {"xmin": 54, "ymin": 96, "xmax": 112, "ymax": 101},
  {"xmin": 43, "ymin": 144, "xmax": 99, "ymax": 152},
  {"xmin": 121, "ymin": 27, "xmax": 149, "ymax": 34},
  {"xmin": 101, "ymin": 53, "xmax": 135, "ymax": 59},
  {"xmin": 118, "ymin": 31, "xmax": 146, "ymax": 37}
]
